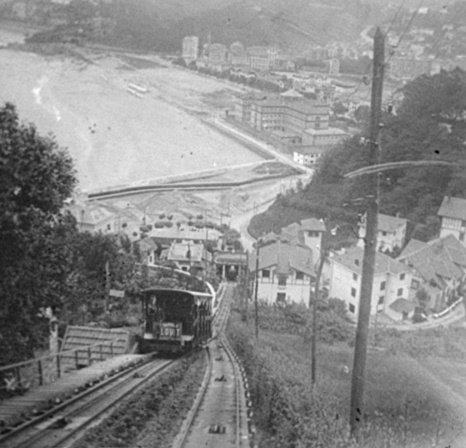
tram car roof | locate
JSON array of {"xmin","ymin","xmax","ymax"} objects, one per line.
[{"xmin": 142, "ymin": 288, "xmax": 213, "ymax": 298}]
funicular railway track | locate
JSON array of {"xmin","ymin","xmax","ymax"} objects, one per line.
[
  {"xmin": 0, "ymin": 283, "xmax": 235, "ymax": 448},
  {"xmin": 0, "ymin": 355, "xmax": 180, "ymax": 448},
  {"xmin": 173, "ymin": 283, "xmax": 251, "ymax": 448}
]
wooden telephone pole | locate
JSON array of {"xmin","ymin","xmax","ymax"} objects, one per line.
[{"xmin": 349, "ymin": 27, "xmax": 385, "ymax": 435}]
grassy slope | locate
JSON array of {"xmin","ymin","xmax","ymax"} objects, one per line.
[{"xmin": 228, "ymin": 308, "xmax": 466, "ymax": 447}]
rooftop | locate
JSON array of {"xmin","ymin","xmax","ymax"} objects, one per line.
[
  {"xmin": 249, "ymin": 241, "xmax": 315, "ymax": 277},
  {"xmin": 398, "ymin": 235, "xmax": 466, "ymax": 284},
  {"xmin": 360, "ymin": 213, "xmax": 407, "ymax": 233},
  {"xmin": 438, "ymin": 196, "xmax": 466, "ymax": 221},
  {"xmin": 301, "ymin": 218, "xmax": 326, "ymax": 232},
  {"xmin": 332, "ymin": 246, "xmax": 410, "ymax": 276}
]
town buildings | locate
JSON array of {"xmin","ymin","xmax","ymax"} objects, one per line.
[
  {"xmin": 166, "ymin": 241, "xmax": 212, "ymax": 275},
  {"xmin": 328, "ymin": 246, "xmax": 414, "ymax": 321},
  {"xmin": 235, "ymin": 90, "xmax": 347, "ymax": 166},
  {"xmin": 182, "ymin": 36, "xmax": 199, "ymax": 62},
  {"xmin": 358, "ymin": 213, "xmax": 408, "ymax": 253},
  {"xmin": 248, "ymin": 240, "xmax": 315, "ymax": 305},
  {"xmin": 437, "ymin": 196, "xmax": 466, "ymax": 245},
  {"xmin": 397, "ymin": 234, "xmax": 466, "ymax": 310}
]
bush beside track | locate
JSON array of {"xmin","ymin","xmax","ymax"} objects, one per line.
[{"xmin": 72, "ymin": 350, "xmax": 207, "ymax": 448}]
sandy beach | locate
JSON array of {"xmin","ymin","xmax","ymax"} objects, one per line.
[{"xmin": 0, "ymin": 44, "xmax": 262, "ymax": 191}]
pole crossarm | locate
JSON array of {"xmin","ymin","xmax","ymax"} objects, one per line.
[{"xmin": 344, "ymin": 160, "xmax": 455, "ymax": 179}]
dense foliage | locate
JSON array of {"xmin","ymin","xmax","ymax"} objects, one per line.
[
  {"xmin": 0, "ymin": 103, "xmax": 77, "ymax": 364},
  {"xmin": 0, "ymin": 104, "xmax": 146, "ymax": 365},
  {"xmin": 251, "ymin": 68, "xmax": 466, "ymax": 242}
]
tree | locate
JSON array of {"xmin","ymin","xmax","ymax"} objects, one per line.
[{"xmin": 0, "ymin": 103, "xmax": 77, "ymax": 365}]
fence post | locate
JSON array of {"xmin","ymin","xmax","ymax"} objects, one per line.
[
  {"xmin": 100, "ymin": 344, "xmax": 103, "ymax": 361},
  {"xmin": 38, "ymin": 360, "xmax": 43, "ymax": 386},
  {"xmin": 88, "ymin": 347, "xmax": 92, "ymax": 365},
  {"xmin": 75, "ymin": 350, "xmax": 79, "ymax": 369},
  {"xmin": 56, "ymin": 354, "xmax": 61, "ymax": 379},
  {"xmin": 110, "ymin": 341, "xmax": 113, "ymax": 357}
]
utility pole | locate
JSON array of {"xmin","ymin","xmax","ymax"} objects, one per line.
[
  {"xmin": 349, "ymin": 27, "xmax": 385, "ymax": 435},
  {"xmin": 310, "ymin": 227, "xmax": 327, "ymax": 385},
  {"xmin": 254, "ymin": 238, "xmax": 260, "ymax": 339}
]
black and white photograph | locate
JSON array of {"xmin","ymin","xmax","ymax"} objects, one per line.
[{"xmin": 1, "ymin": 0, "xmax": 466, "ymax": 446}]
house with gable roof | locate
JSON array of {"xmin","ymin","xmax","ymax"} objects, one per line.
[
  {"xmin": 438, "ymin": 196, "xmax": 466, "ymax": 245},
  {"xmin": 248, "ymin": 240, "xmax": 315, "ymax": 305},
  {"xmin": 358, "ymin": 213, "xmax": 407, "ymax": 253},
  {"xmin": 397, "ymin": 234, "xmax": 466, "ymax": 310},
  {"xmin": 329, "ymin": 246, "xmax": 413, "ymax": 321}
]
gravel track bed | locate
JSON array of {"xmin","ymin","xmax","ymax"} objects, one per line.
[{"xmin": 72, "ymin": 350, "xmax": 207, "ymax": 448}]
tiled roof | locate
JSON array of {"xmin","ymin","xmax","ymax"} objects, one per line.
[
  {"xmin": 249, "ymin": 241, "xmax": 315, "ymax": 277},
  {"xmin": 377, "ymin": 214, "xmax": 407, "ymax": 232},
  {"xmin": 281, "ymin": 222, "xmax": 305, "ymax": 245},
  {"xmin": 138, "ymin": 237, "xmax": 157, "ymax": 252},
  {"xmin": 167, "ymin": 242, "xmax": 210, "ymax": 263},
  {"xmin": 301, "ymin": 218, "xmax": 326, "ymax": 232},
  {"xmin": 389, "ymin": 298, "xmax": 416, "ymax": 313},
  {"xmin": 398, "ymin": 235, "xmax": 466, "ymax": 284},
  {"xmin": 332, "ymin": 246, "xmax": 410, "ymax": 276},
  {"xmin": 438, "ymin": 196, "xmax": 466, "ymax": 220}
]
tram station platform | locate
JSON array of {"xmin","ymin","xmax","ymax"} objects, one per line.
[{"xmin": 0, "ymin": 354, "xmax": 148, "ymax": 430}]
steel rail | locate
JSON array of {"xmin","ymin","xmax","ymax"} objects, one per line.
[
  {"xmin": 174, "ymin": 285, "xmax": 245, "ymax": 448},
  {"xmin": 2, "ymin": 356, "xmax": 180, "ymax": 448}
]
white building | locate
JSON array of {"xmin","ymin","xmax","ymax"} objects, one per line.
[
  {"xmin": 301, "ymin": 218, "xmax": 326, "ymax": 257},
  {"xmin": 182, "ymin": 36, "xmax": 199, "ymax": 62},
  {"xmin": 166, "ymin": 241, "xmax": 212, "ymax": 275},
  {"xmin": 358, "ymin": 213, "xmax": 407, "ymax": 253},
  {"xmin": 437, "ymin": 196, "xmax": 466, "ymax": 245},
  {"xmin": 248, "ymin": 241, "xmax": 315, "ymax": 305},
  {"xmin": 329, "ymin": 246, "xmax": 413, "ymax": 321}
]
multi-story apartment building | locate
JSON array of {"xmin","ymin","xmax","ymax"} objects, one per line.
[
  {"xmin": 248, "ymin": 46, "xmax": 280, "ymax": 71},
  {"xmin": 329, "ymin": 246, "xmax": 413, "ymax": 321},
  {"xmin": 438, "ymin": 196, "xmax": 466, "ymax": 245},
  {"xmin": 207, "ymin": 43, "xmax": 228, "ymax": 63},
  {"xmin": 248, "ymin": 95, "xmax": 329, "ymax": 133},
  {"xmin": 182, "ymin": 36, "xmax": 199, "ymax": 62},
  {"xmin": 248, "ymin": 240, "xmax": 315, "ymax": 305}
]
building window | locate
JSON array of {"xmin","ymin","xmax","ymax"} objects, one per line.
[
  {"xmin": 262, "ymin": 269, "xmax": 270, "ymax": 278},
  {"xmin": 400, "ymin": 273, "xmax": 405, "ymax": 280},
  {"xmin": 382, "ymin": 231, "xmax": 387, "ymax": 236},
  {"xmin": 296, "ymin": 271, "xmax": 304, "ymax": 280},
  {"xmin": 351, "ymin": 287, "xmax": 357, "ymax": 297},
  {"xmin": 349, "ymin": 303, "xmax": 355, "ymax": 313},
  {"xmin": 353, "ymin": 273, "xmax": 358, "ymax": 281},
  {"xmin": 107, "ymin": 224, "xmax": 111, "ymax": 230},
  {"xmin": 461, "ymin": 232, "xmax": 465, "ymax": 242},
  {"xmin": 397, "ymin": 288, "xmax": 403, "ymax": 296},
  {"xmin": 276, "ymin": 292, "xmax": 286, "ymax": 303},
  {"xmin": 278, "ymin": 275, "xmax": 287, "ymax": 286},
  {"xmin": 380, "ymin": 281, "xmax": 386, "ymax": 291},
  {"xmin": 378, "ymin": 296, "xmax": 384, "ymax": 305}
]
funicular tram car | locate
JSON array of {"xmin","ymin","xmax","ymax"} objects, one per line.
[{"xmin": 139, "ymin": 288, "xmax": 213, "ymax": 354}]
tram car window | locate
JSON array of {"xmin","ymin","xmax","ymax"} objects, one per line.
[{"xmin": 139, "ymin": 288, "xmax": 213, "ymax": 355}]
